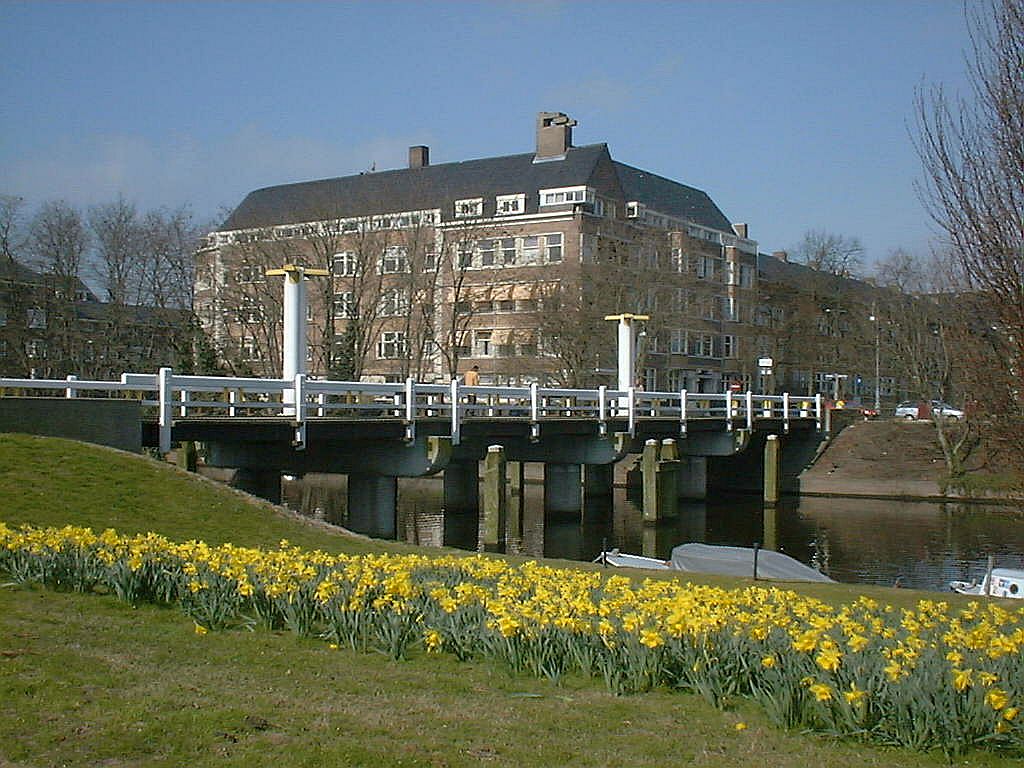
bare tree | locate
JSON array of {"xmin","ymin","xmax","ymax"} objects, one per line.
[
  {"xmin": 914, "ymin": 0, "xmax": 1024, "ymax": 469},
  {"xmin": 796, "ymin": 230, "xmax": 864, "ymax": 278}
]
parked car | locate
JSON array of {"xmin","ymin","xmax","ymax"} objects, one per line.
[{"xmin": 894, "ymin": 400, "xmax": 965, "ymax": 421}]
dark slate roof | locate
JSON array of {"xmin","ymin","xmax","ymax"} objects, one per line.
[
  {"xmin": 613, "ymin": 162, "xmax": 733, "ymax": 233},
  {"xmin": 220, "ymin": 143, "xmax": 738, "ymax": 235},
  {"xmin": 758, "ymin": 252, "xmax": 877, "ymax": 298},
  {"xmin": 221, "ymin": 144, "xmax": 614, "ymax": 231}
]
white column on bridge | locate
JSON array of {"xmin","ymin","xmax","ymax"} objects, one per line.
[
  {"xmin": 266, "ymin": 264, "xmax": 330, "ymax": 411},
  {"xmin": 604, "ymin": 313, "xmax": 649, "ymax": 391}
]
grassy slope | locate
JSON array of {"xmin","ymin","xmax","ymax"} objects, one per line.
[{"xmin": 0, "ymin": 434, "xmax": 1017, "ymax": 767}]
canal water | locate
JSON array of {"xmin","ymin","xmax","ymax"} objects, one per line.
[{"xmin": 282, "ymin": 475, "xmax": 1024, "ymax": 594}]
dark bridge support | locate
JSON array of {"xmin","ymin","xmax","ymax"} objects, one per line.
[
  {"xmin": 231, "ymin": 468, "xmax": 282, "ymax": 504},
  {"xmin": 544, "ymin": 463, "xmax": 582, "ymax": 519},
  {"xmin": 347, "ymin": 474, "xmax": 398, "ymax": 538},
  {"xmin": 443, "ymin": 461, "xmax": 479, "ymax": 515}
]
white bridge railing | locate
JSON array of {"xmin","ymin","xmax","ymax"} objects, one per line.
[{"xmin": 0, "ymin": 369, "xmax": 822, "ymax": 453}]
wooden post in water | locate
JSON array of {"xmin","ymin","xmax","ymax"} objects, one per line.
[
  {"xmin": 764, "ymin": 434, "xmax": 781, "ymax": 505},
  {"xmin": 641, "ymin": 439, "xmax": 660, "ymax": 523},
  {"xmin": 657, "ymin": 439, "xmax": 680, "ymax": 520},
  {"xmin": 482, "ymin": 445, "xmax": 507, "ymax": 553}
]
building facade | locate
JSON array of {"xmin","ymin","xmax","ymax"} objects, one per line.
[{"xmin": 195, "ymin": 113, "xmax": 762, "ymax": 391}]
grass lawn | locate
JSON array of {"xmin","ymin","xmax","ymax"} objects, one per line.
[{"xmin": 1, "ymin": 433, "xmax": 1020, "ymax": 767}]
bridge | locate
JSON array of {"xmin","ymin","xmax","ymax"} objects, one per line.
[{"xmin": 0, "ymin": 368, "xmax": 827, "ymax": 547}]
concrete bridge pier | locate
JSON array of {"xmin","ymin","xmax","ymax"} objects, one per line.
[
  {"xmin": 481, "ymin": 446, "xmax": 507, "ymax": 553},
  {"xmin": 347, "ymin": 474, "xmax": 398, "ymax": 538},
  {"xmin": 582, "ymin": 464, "xmax": 614, "ymax": 523},
  {"xmin": 443, "ymin": 461, "xmax": 480, "ymax": 515},
  {"xmin": 231, "ymin": 468, "xmax": 282, "ymax": 504},
  {"xmin": 544, "ymin": 463, "xmax": 582, "ymax": 520},
  {"xmin": 642, "ymin": 439, "xmax": 680, "ymax": 523}
]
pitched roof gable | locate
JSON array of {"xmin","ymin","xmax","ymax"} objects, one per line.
[{"xmin": 614, "ymin": 162, "xmax": 734, "ymax": 233}]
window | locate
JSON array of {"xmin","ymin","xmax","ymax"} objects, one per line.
[
  {"xmin": 673, "ymin": 288, "xmax": 688, "ymax": 313},
  {"xmin": 671, "ymin": 248, "xmax": 685, "ymax": 273},
  {"xmin": 457, "ymin": 244, "xmax": 473, "ymax": 269},
  {"xmin": 539, "ymin": 186, "xmax": 588, "ymax": 206},
  {"xmin": 332, "ymin": 252, "xmax": 358, "ymax": 276},
  {"xmin": 545, "ymin": 233, "xmax": 563, "ymax": 262},
  {"xmin": 515, "ymin": 298, "xmax": 538, "ymax": 312},
  {"xmin": 379, "ymin": 288, "xmax": 409, "ymax": 317},
  {"xmin": 333, "ymin": 291, "xmax": 354, "ymax": 318},
  {"xmin": 721, "ymin": 296, "xmax": 738, "ymax": 322},
  {"xmin": 722, "ymin": 334, "xmax": 738, "ymax": 358},
  {"xmin": 495, "ymin": 299, "xmax": 515, "ymax": 312},
  {"xmin": 670, "ymin": 329, "xmax": 686, "ymax": 354},
  {"xmin": 478, "ymin": 239, "xmax": 496, "ymax": 266},
  {"xmin": 740, "ymin": 264, "xmax": 754, "ymax": 288},
  {"xmin": 422, "ymin": 251, "xmax": 438, "ymax": 271},
  {"xmin": 690, "ymin": 333, "xmax": 714, "ymax": 357},
  {"xmin": 667, "ymin": 369, "xmax": 684, "ymax": 392},
  {"xmin": 236, "ymin": 264, "xmax": 264, "ymax": 283},
  {"xmin": 25, "ymin": 339, "xmax": 46, "ymax": 359},
  {"xmin": 378, "ymin": 331, "xmax": 407, "ymax": 359},
  {"xmin": 0, "ymin": 308, "xmax": 6, "ymax": 327},
  {"xmin": 234, "ymin": 299, "xmax": 263, "ymax": 323},
  {"xmin": 696, "ymin": 255, "xmax": 711, "ymax": 279},
  {"xmin": 474, "ymin": 330, "xmax": 493, "ymax": 357},
  {"xmin": 522, "ymin": 236, "xmax": 541, "ymax": 262},
  {"xmin": 241, "ymin": 336, "xmax": 262, "ymax": 361},
  {"xmin": 380, "ymin": 246, "xmax": 409, "ymax": 274},
  {"xmin": 627, "ymin": 202, "xmax": 641, "ymax": 218},
  {"xmin": 643, "ymin": 368, "xmax": 657, "ymax": 391},
  {"xmin": 501, "ymin": 238, "xmax": 517, "ymax": 264},
  {"xmin": 454, "ymin": 198, "xmax": 483, "ymax": 218},
  {"xmin": 496, "ymin": 194, "xmax": 525, "ymax": 215}
]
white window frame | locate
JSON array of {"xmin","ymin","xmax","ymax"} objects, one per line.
[
  {"xmin": 722, "ymin": 334, "xmax": 738, "ymax": 359},
  {"xmin": 379, "ymin": 287, "xmax": 409, "ymax": 317},
  {"xmin": 333, "ymin": 291, "xmax": 355, "ymax": 318},
  {"xmin": 474, "ymin": 330, "xmax": 493, "ymax": 357},
  {"xmin": 332, "ymin": 251, "xmax": 359, "ymax": 277},
  {"xmin": 544, "ymin": 233, "xmax": 563, "ymax": 263},
  {"xmin": 454, "ymin": 198, "xmax": 483, "ymax": 218},
  {"xmin": 377, "ymin": 331, "xmax": 408, "ymax": 359},
  {"xmin": 496, "ymin": 194, "xmax": 525, "ymax": 215},
  {"xmin": 539, "ymin": 186, "xmax": 589, "ymax": 206},
  {"xmin": 380, "ymin": 245, "xmax": 410, "ymax": 274},
  {"xmin": 670, "ymin": 329, "xmax": 686, "ymax": 355}
]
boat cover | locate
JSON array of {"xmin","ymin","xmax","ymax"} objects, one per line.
[{"xmin": 669, "ymin": 543, "xmax": 834, "ymax": 583}]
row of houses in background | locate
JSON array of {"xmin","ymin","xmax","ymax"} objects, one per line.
[
  {"xmin": 194, "ymin": 112, "xmax": 905, "ymax": 403},
  {"xmin": 0, "ymin": 257, "xmax": 191, "ymax": 380},
  {"xmin": 1, "ymin": 112, "xmax": 928, "ymax": 405}
]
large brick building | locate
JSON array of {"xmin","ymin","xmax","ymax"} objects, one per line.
[{"xmin": 195, "ymin": 113, "xmax": 762, "ymax": 391}]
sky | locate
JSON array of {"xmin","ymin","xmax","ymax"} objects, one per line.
[{"xmin": 0, "ymin": 1, "xmax": 974, "ymax": 264}]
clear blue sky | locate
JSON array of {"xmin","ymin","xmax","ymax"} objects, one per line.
[{"xmin": 0, "ymin": 1, "xmax": 973, "ymax": 263}]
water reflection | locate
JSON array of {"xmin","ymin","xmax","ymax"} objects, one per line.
[{"xmin": 282, "ymin": 475, "xmax": 1024, "ymax": 593}]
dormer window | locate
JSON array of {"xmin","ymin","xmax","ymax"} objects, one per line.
[
  {"xmin": 455, "ymin": 198, "xmax": 483, "ymax": 218},
  {"xmin": 627, "ymin": 202, "xmax": 641, "ymax": 218},
  {"xmin": 539, "ymin": 186, "xmax": 589, "ymax": 206},
  {"xmin": 496, "ymin": 194, "xmax": 525, "ymax": 215}
]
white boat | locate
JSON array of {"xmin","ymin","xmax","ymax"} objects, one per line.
[
  {"xmin": 595, "ymin": 543, "xmax": 834, "ymax": 583},
  {"xmin": 950, "ymin": 567, "xmax": 1024, "ymax": 599}
]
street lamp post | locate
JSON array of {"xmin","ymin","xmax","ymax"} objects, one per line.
[{"xmin": 869, "ymin": 311, "xmax": 881, "ymax": 412}]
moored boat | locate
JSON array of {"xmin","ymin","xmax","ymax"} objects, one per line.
[
  {"xmin": 595, "ymin": 542, "xmax": 834, "ymax": 583},
  {"xmin": 950, "ymin": 567, "xmax": 1024, "ymax": 599}
]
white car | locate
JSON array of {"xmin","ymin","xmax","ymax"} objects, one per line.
[{"xmin": 894, "ymin": 400, "xmax": 964, "ymax": 421}]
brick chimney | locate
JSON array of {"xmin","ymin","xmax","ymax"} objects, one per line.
[
  {"xmin": 772, "ymin": 250, "xmax": 789, "ymax": 262},
  {"xmin": 409, "ymin": 145, "xmax": 429, "ymax": 168},
  {"xmin": 732, "ymin": 223, "xmax": 748, "ymax": 239},
  {"xmin": 535, "ymin": 112, "xmax": 576, "ymax": 159}
]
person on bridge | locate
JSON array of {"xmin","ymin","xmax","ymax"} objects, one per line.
[{"xmin": 464, "ymin": 365, "xmax": 480, "ymax": 404}]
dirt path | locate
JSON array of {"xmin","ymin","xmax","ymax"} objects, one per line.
[{"xmin": 800, "ymin": 419, "xmax": 950, "ymax": 498}]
